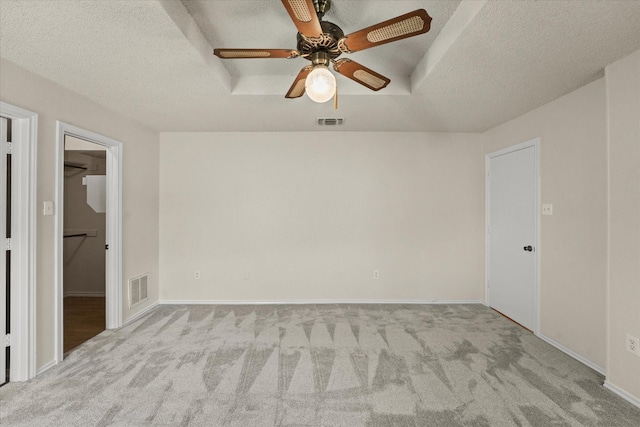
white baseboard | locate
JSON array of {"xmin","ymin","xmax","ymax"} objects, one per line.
[
  {"xmin": 604, "ymin": 381, "xmax": 640, "ymax": 409},
  {"xmin": 160, "ymin": 299, "xmax": 484, "ymax": 305},
  {"xmin": 537, "ymin": 333, "xmax": 606, "ymax": 375},
  {"xmin": 63, "ymin": 292, "xmax": 106, "ymax": 298},
  {"xmin": 122, "ymin": 301, "xmax": 159, "ymax": 327},
  {"xmin": 35, "ymin": 359, "xmax": 57, "ymax": 376}
]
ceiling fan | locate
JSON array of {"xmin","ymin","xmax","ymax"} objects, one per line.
[{"xmin": 214, "ymin": 0, "xmax": 432, "ymax": 103}]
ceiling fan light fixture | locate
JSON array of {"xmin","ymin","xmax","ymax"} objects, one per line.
[
  {"xmin": 214, "ymin": 4, "xmax": 432, "ymax": 99},
  {"xmin": 305, "ymin": 65, "xmax": 336, "ymax": 103}
]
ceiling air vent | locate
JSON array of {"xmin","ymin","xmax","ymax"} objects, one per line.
[{"xmin": 317, "ymin": 118, "xmax": 344, "ymax": 126}]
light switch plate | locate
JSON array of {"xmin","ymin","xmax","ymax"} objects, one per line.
[
  {"xmin": 43, "ymin": 201, "xmax": 54, "ymax": 216},
  {"xmin": 542, "ymin": 204, "xmax": 553, "ymax": 215}
]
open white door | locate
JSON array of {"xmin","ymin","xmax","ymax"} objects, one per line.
[
  {"xmin": 487, "ymin": 139, "xmax": 539, "ymax": 331},
  {"xmin": 1, "ymin": 117, "xmax": 8, "ymax": 384},
  {"xmin": 0, "ymin": 102, "xmax": 37, "ymax": 382}
]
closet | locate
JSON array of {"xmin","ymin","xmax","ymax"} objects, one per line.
[{"xmin": 63, "ymin": 136, "xmax": 107, "ymax": 354}]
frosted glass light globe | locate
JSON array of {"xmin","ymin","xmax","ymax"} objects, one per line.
[{"xmin": 305, "ymin": 65, "xmax": 336, "ymax": 103}]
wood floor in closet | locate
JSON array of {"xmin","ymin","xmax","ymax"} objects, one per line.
[{"xmin": 64, "ymin": 297, "xmax": 105, "ymax": 354}]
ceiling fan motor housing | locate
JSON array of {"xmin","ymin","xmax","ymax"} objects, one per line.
[{"xmin": 297, "ymin": 21, "xmax": 344, "ymax": 60}]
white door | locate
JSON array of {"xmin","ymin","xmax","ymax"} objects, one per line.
[
  {"xmin": 487, "ymin": 140, "xmax": 538, "ymax": 331},
  {"xmin": 1, "ymin": 117, "xmax": 8, "ymax": 384}
]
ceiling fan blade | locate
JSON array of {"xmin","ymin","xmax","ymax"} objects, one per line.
[
  {"xmin": 285, "ymin": 66, "xmax": 313, "ymax": 98},
  {"xmin": 340, "ymin": 9, "xmax": 432, "ymax": 53},
  {"xmin": 281, "ymin": 0, "xmax": 323, "ymax": 38},
  {"xmin": 214, "ymin": 49, "xmax": 299, "ymax": 59},
  {"xmin": 333, "ymin": 59, "xmax": 390, "ymax": 91}
]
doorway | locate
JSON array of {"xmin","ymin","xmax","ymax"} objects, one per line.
[
  {"xmin": 1, "ymin": 117, "xmax": 10, "ymax": 384},
  {"xmin": 55, "ymin": 122, "xmax": 123, "ymax": 363},
  {"xmin": 486, "ymin": 138, "xmax": 539, "ymax": 332},
  {"xmin": 63, "ymin": 136, "xmax": 107, "ymax": 353},
  {"xmin": 0, "ymin": 102, "xmax": 37, "ymax": 383}
]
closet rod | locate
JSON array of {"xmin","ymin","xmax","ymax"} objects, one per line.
[{"xmin": 64, "ymin": 162, "xmax": 87, "ymax": 170}]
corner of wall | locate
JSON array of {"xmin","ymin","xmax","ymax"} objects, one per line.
[{"xmin": 603, "ymin": 48, "xmax": 640, "ymax": 404}]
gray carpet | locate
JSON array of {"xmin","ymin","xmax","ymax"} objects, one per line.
[{"xmin": 1, "ymin": 304, "xmax": 639, "ymax": 426}]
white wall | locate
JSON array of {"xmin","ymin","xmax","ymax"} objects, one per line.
[
  {"xmin": 159, "ymin": 132, "xmax": 484, "ymax": 302},
  {"xmin": 605, "ymin": 48, "xmax": 640, "ymax": 401},
  {"xmin": 0, "ymin": 58, "xmax": 160, "ymax": 371},
  {"xmin": 483, "ymin": 79, "xmax": 608, "ymax": 370}
]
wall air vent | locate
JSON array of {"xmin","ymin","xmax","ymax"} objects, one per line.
[
  {"xmin": 129, "ymin": 273, "xmax": 148, "ymax": 308},
  {"xmin": 317, "ymin": 118, "xmax": 344, "ymax": 126}
]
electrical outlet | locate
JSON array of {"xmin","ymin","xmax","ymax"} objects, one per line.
[
  {"xmin": 194, "ymin": 270, "xmax": 200, "ymax": 280},
  {"xmin": 373, "ymin": 270, "xmax": 380, "ymax": 279},
  {"xmin": 626, "ymin": 334, "xmax": 640, "ymax": 356}
]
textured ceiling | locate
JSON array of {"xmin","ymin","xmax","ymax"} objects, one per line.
[
  {"xmin": 1, "ymin": 0, "xmax": 640, "ymax": 133},
  {"xmin": 182, "ymin": 1, "xmax": 459, "ymax": 81}
]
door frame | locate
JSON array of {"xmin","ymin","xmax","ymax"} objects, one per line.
[
  {"xmin": 485, "ymin": 137, "xmax": 541, "ymax": 335},
  {"xmin": 0, "ymin": 102, "xmax": 38, "ymax": 381},
  {"xmin": 55, "ymin": 122, "xmax": 122, "ymax": 362}
]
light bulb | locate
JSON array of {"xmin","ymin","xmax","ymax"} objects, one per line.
[{"xmin": 305, "ymin": 65, "xmax": 336, "ymax": 103}]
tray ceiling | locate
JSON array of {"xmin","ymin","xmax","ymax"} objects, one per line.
[{"xmin": 1, "ymin": 1, "xmax": 639, "ymax": 132}]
